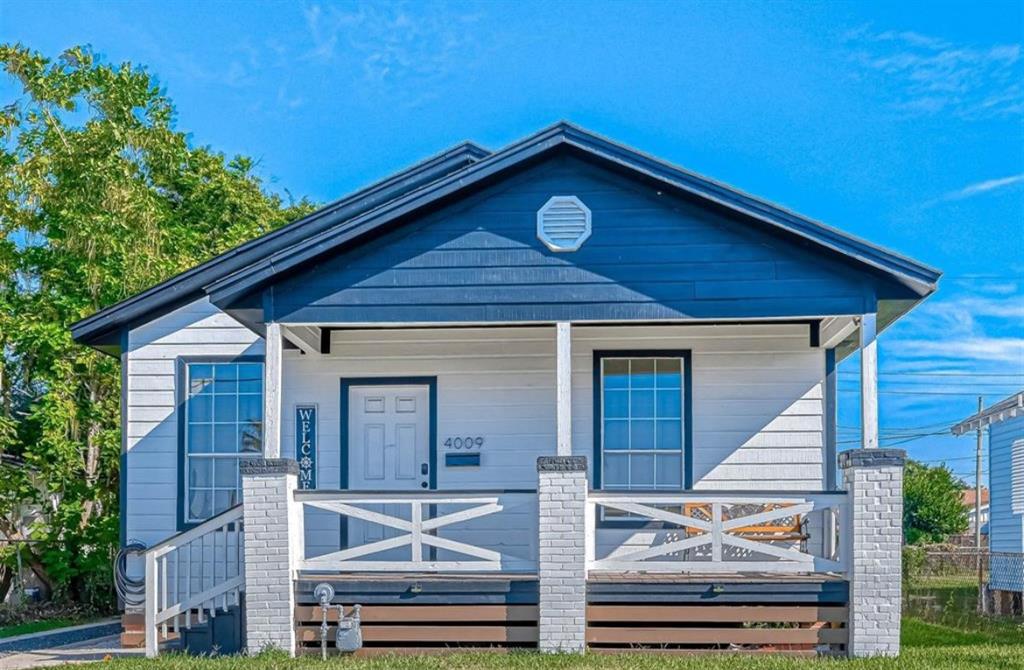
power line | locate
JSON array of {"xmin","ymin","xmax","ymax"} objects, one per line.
[
  {"xmin": 840, "ymin": 372, "xmax": 1024, "ymax": 378},
  {"xmin": 838, "ymin": 388, "xmax": 1007, "ymax": 397}
]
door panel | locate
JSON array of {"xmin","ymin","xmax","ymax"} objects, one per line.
[{"xmin": 347, "ymin": 385, "xmax": 430, "ymax": 560}]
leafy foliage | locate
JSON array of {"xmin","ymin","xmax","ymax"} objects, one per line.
[
  {"xmin": 0, "ymin": 44, "xmax": 314, "ymax": 607},
  {"xmin": 903, "ymin": 460, "xmax": 970, "ymax": 545}
]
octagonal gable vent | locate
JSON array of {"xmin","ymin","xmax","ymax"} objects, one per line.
[{"xmin": 537, "ymin": 196, "xmax": 591, "ymax": 252}]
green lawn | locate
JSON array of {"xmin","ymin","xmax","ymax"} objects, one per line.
[
  {"xmin": 94, "ymin": 618, "xmax": 1023, "ymax": 670},
  {"xmin": 0, "ymin": 618, "xmax": 83, "ymax": 639}
]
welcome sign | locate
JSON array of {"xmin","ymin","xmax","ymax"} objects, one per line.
[{"xmin": 296, "ymin": 404, "xmax": 317, "ymax": 489}]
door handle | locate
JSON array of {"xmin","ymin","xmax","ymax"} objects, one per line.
[{"xmin": 420, "ymin": 463, "xmax": 429, "ymax": 476}]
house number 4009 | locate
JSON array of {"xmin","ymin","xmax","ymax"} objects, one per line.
[{"xmin": 444, "ymin": 436, "xmax": 484, "ymax": 449}]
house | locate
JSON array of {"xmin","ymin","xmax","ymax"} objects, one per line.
[
  {"xmin": 961, "ymin": 487, "xmax": 990, "ymax": 536},
  {"xmin": 952, "ymin": 392, "xmax": 1024, "ymax": 614},
  {"xmin": 71, "ymin": 122, "xmax": 939, "ymax": 658}
]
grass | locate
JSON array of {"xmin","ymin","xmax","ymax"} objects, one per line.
[
  {"xmin": 89, "ymin": 618, "xmax": 1024, "ymax": 670},
  {"xmin": 0, "ymin": 618, "xmax": 82, "ymax": 639}
]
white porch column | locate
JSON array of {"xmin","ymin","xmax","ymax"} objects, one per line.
[
  {"xmin": 263, "ymin": 322, "xmax": 283, "ymax": 458},
  {"xmin": 537, "ymin": 456, "xmax": 588, "ymax": 653},
  {"xmin": 859, "ymin": 314, "xmax": 878, "ymax": 449},
  {"xmin": 241, "ymin": 458, "xmax": 304, "ymax": 655},
  {"xmin": 840, "ymin": 449, "xmax": 905, "ymax": 657},
  {"xmin": 555, "ymin": 322, "xmax": 572, "ymax": 456}
]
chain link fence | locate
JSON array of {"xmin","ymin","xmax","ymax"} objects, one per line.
[{"xmin": 904, "ymin": 545, "xmax": 1024, "ymax": 629}]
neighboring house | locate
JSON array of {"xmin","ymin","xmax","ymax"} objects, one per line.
[
  {"xmin": 952, "ymin": 392, "xmax": 1024, "ymax": 613},
  {"xmin": 71, "ymin": 123, "xmax": 939, "ymax": 658},
  {"xmin": 961, "ymin": 487, "xmax": 990, "ymax": 536}
]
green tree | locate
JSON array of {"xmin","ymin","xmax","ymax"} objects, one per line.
[
  {"xmin": 0, "ymin": 44, "xmax": 314, "ymax": 606},
  {"xmin": 903, "ymin": 459, "xmax": 970, "ymax": 545}
]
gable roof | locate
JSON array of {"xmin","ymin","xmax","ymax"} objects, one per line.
[
  {"xmin": 70, "ymin": 141, "xmax": 490, "ymax": 352},
  {"xmin": 72, "ymin": 122, "xmax": 941, "ymax": 353}
]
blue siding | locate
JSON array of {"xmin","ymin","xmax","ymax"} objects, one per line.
[
  {"xmin": 268, "ymin": 155, "xmax": 877, "ymax": 324},
  {"xmin": 989, "ymin": 416, "xmax": 1024, "ymax": 554}
]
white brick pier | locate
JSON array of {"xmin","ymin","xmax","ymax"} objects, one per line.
[
  {"xmin": 536, "ymin": 456, "xmax": 588, "ymax": 653},
  {"xmin": 240, "ymin": 458, "xmax": 304, "ymax": 656},
  {"xmin": 840, "ymin": 448, "xmax": 906, "ymax": 658}
]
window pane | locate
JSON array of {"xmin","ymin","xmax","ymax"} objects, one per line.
[
  {"xmin": 213, "ymin": 371, "xmax": 237, "ymax": 395},
  {"xmin": 630, "ymin": 454, "xmax": 655, "ymax": 487},
  {"xmin": 656, "ymin": 420, "xmax": 682, "ymax": 450},
  {"xmin": 189, "ymin": 459, "xmax": 212, "ymax": 488},
  {"xmin": 604, "ymin": 453, "xmax": 629, "ymax": 488},
  {"xmin": 630, "ymin": 359, "xmax": 655, "ymax": 388},
  {"xmin": 213, "ymin": 490, "xmax": 235, "ymax": 515},
  {"xmin": 630, "ymin": 420, "xmax": 655, "ymax": 450},
  {"xmin": 238, "ymin": 395, "xmax": 262, "ymax": 424},
  {"xmin": 655, "ymin": 358, "xmax": 681, "ymax": 388},
  {"xmin": 238, "ymin": 364, "xmax": 262, "ymax": 393},
  {"xmin": 189, "ymin": 365, "xmax": 213, "ymax": 395},
  {"xmin": 604, "ymin": 420, "xmax": 629, "ymax": 450},
  {"xmin": 214, "ymin": 424, "xmax": 238, "ymax": 453},
  {"xmin": 656, "ymin": 453, "xmax": 682, "ymax": 487},
  {"xmin": 214, "ymin": 395, "xmax": 237, "ymax": 423},
  {"xmin": 603, "ymin": 359, "xmax": 629, "ymax": 389},
  {"xmin": 188, "ymin": 490, "xmax": 211, "ymax": 521},
  {"xmin": 188, "ymin": 394, "xmax": 212, "ymax": 423},
  {"xmin": 630, "ymin": 390, "xmax": 655, "ymax": 418},
  {"xmin": 656, "ymin": 389, "xmax": 681, "ymax": 418},
  {"xmin": 188, "ymin": 424, "xmax": 213, "ymax": 453},
  {"xmin": 240, "ymin": 424, "xmax": 262, "ymax": 453},
  {"xmin": 604, "ymin": 390, "xmax": 629, "ymax": 418},
  {"xmin": 214, "ymin": 459, "xmax": 237, "ymax": 487}
]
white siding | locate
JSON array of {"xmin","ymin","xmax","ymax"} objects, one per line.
[
  {"xmin": 123, "ymin": 307, "xmax": 828, "ymax": 565},
  {"xmin": 125, "ymin": 298, "xmax": 262, "ymax": 552}
]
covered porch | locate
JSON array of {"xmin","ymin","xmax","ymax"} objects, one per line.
[{"xmin": 143, "ymin": 315, "xmax": 894, "ymax": 657}]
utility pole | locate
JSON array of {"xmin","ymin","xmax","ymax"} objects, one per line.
[{"xmin": 975, "ymin": 395, "xmax": 984, "ymax": 613}]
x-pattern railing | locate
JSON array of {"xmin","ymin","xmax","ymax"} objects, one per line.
[
  {"xmin": 587, "ymin": 493, "xmax": 848, "ymax": 575},
  {"xmin": 298, "ymin": 491, "xmax": 534, "ymax": 572}
]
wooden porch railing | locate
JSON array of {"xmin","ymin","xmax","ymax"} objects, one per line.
[
  {"xmin": 144, "ymin": 505, "xmax": 244, "ymax": 658},
  {"xmin": 295, "ymin": 490, "xmax": 538, "ymax": 573},
  {"xmin": 586, "ymin": 492, "xmax": 850, "ymax": 575}
]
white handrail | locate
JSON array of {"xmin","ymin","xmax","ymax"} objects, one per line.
[
  {"xmin": 586, "ymin": 492, "xmax": 850, "ymax": 576},
  {"xmin": 144, "ymin": 506, "xmax": 245, "ymax": 658}
]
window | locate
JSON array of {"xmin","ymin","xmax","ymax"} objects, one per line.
[
  {"xmin": 183, "ymin": 361, "xmax": 263, "ymax": 523},
  {"xmin": 599, "ymin": 356, "xmax": 687, "ymax": 490}
]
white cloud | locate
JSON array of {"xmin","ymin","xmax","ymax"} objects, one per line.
[
  {"xmin": 301, "ymin": 1, "xmax": 484, "ymax": 108},
  {"xmin": 942, "ymin": 174, "xmax": 1024, "ymax": 201},
  {"xmin": 883, "ymin": 289, "xmax": 1024, "ymax": 372},
  {"xmin": 845, "ymin": 27, "xmax": 1023, "ymax": 119}
]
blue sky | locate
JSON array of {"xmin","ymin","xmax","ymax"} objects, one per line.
[{"xmin": 3, "ymin": 0, "xmax": 1022, "ymax": 483}]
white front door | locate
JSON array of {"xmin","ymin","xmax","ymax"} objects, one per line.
[{"xmin": 346, "ymin": 384, "xmax": 430, "ymax": 554}]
